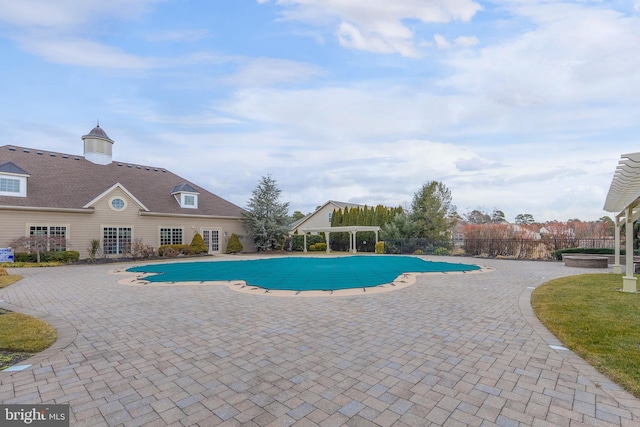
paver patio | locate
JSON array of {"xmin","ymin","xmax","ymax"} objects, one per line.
[{"xmin": 1, "ymin": 256, "xmax": 639, "ymax": 426}]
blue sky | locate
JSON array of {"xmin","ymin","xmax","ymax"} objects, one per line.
[{"xmin": 1, "ymin": 0, "xmax": 639, "ymax": 222}]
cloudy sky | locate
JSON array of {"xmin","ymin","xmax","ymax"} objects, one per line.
[{"xmin": 1, "ymin": 0, "xmax": 638, "ymax": 222}]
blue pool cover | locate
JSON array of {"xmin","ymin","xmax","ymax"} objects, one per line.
[{"xmin": 127, "ymin": 255, "xmax": 481, "ymax": 291}]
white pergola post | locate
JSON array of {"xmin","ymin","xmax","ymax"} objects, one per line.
[
  {"xmin": 351, "ymin": 230, "xmax": 357, "ymax": 253},
  {"xmin": 604, "ymin": 152, "xmax": 640, "ymax": 292},
  {"xmin": 613, "ymin": 218, "xmax": 622, "ymax": 274},
  {"xmin": 299, "ymin": 226, "xmax": 381, "ymax": 254},
  {"xmin": 325, "ymin": 231, "xmax": 331, "ymax": 254},
  {"xmin": 623, "ymin": 206, "xmax": 637, "ymax": 292}
]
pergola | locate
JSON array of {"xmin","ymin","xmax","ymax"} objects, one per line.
[
  {"xmin": 298, "ymin": 226, "xmax": 381, "ymax": 254},
  {"xmin": 603, "ymin": 152, "xmax": 640, "ymax": 292}
]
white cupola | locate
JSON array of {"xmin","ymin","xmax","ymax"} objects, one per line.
[{"xmin": 82, "ymin": 123, "xmax": 114, "ymax": 165}]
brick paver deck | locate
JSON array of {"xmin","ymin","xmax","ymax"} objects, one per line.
[{"xmin": 1, "ymin": 256, "xmax": 639, "ymax": 426}]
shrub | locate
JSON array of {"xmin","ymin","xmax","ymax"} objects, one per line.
[
  {"xmin": 48, "ymin": 251, "xmax": 80, "ymax": 263},
  {"xmin": 87, "ymin": 239, "xmax": 101, "ymax": 261},
  {"xmin": 160, "ymin": 247, "xmax": 179, "ymax": 258},
  {"xmin": 375, "ymin": 242, "xmax": 385, "ymax": 254},
  {"xmin": 290, "ymin": 234, "xmax": 325, "ymax": 251},
  {"xmin": 0, "ymin": 262, "xmax": 61, "ymax": 268},
  {"xmin": 413, "ymin": 249, "xmax": 425, "ymax": 255},
  {"xmin": 434, "ymin": 247, "xmax": 450, "ymax": 256},
  {"xmin": 15, "ymin": 251, "xmax": 79, "ymax": 263},
  {"xmin": 15, "ymin": 253, "xmax": 37, "ymax": 263},
  {"xmin": 290, "ymin": 235, "xmax": 305, "ymax": 251},
  {"xmin": 0, "ymin": 267, "xmax": 8, "ymax": 276},
  {"xmin": 158, "ymin": 244, "xmax": 192, "ymax": 257},
  {"xmin": 226, "ymin": 233, "xmax": 243, "ymax": 254},
  {"xmin": 309, "ymin": 243, "xmax": 327, "ymax": 252},
  {"xmin": 126, "ymin": 239, "xmax": 155, "ymax": 260},
  {"xmin": 190, "ymin": 233, "xmax": 208, "ymax": 254}
]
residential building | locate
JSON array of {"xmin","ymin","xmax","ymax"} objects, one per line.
[
  {"xmin": 0, "ymin": 124, "xmax": 249, "ymax": 258},
  {"xmin": 290, "ymin": 200, "xmax": 364, "ymax": 234}
]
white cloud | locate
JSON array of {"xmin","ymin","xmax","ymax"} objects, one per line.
[
  {"xmin": 222, "ymin": 58, "xmax": 325, "ymax": 87},
  {"xmin": 18, "ymin": 36, "xmax": 157, "ymax": 68},
  {"xmin": 0, "ymin": 0, "xmax": 165, "ymax": 30},
  {"xmin": 337, "ymin": 22, "xmax": 410, "ymax": 56},
  {"xmin": 436, "ymin": 2, "xmax": 640, "ymax": 135},
  {"xmin": 434, "ymin": 34, "xmax": 479, "ymax": 49},
  {"xmin": 260, "ymin": 0, "xmax": 482, "ymax": 56}
]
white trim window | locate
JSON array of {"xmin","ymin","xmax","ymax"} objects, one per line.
[
  {"xmin": 160, "ymin": 228, "xmax": 183, "ymax": 246},
  {"xmin": 29, "ymin": 225, "xmax": 67, "ymax": 251},
  {"xmin": 103, "ymin": 227, "xmax": 132, "ymax": 255},
  {"xmin": 180, "ymin": 193, "xmax": 198, "ymax": 209},
  {"xmin": 0, "ymin": 176, "xmax": 26, "ymax": 197},
  {"xmin": 110, "ymin": 197, "xmax": 127, "ymax": 211}
]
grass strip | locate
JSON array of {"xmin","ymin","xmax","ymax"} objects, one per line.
[
  {"xmin": 532, "ymin": 273, "xmax": 640, "ymax": 398},
  {"xmin": 0, "ymin": 312, "xmax": 57, "ymax": 353},
  {"xmin": 0, "ymin": 275, "xmax": 23, "ymax": 289}
]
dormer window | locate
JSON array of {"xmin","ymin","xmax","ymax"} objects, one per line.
[
  {"xmin": 0, "ymin": 162, "xmax": 29, "ymax": 197},
  {"xmin": 183, "ymin": 194, "xmax": 196, "ymax": 207},
  {"xmin": 171, "ymin": 183, "xmax": 199, "ymax": 209},
  {"xmin": 1, "ymin": 177, "xmax": 20, "ymax": 193}
]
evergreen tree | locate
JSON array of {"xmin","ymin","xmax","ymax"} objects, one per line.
[
  {"xmin": 225, "ymin": 233, "xmax": 243, "ymax": 254},
  {"xmin": 190, "ymin": 233, "xmax": 208, "ymax": 254},
  {"xmin": 380, "ymin": 212, "xmax": 419, "ymax": 240},
  {"xmin": 242, "ymin": 175, "xmax": 290, "ymax": 251},
  {"xmin": 410, "ymin": 180, "xmax": 457, "ymax": 241},
  {"xmin": 331, "ymin": 208, "xmax": 342, "ymax": 226}
]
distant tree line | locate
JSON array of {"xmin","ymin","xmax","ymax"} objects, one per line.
[{"xmin": 329, "ymin": 204, "xmax": 404, "ymax": 251}]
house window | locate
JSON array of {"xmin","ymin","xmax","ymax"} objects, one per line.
[
  {"xmin": 103, "ymin": 227, "xmax": 132, "ymax": 255},
  {"xmin": 1, "ymin": 177, "xmax": 20, "ymax": 193},
  {"xmin": 110, "ymin": 197, "xmax": 126, "ymax": 211},
  {"xmin": 180, "ymin": 193, "xmax": 198, "ymax": 208},
  {"xmin": 329, "ymin": 212, "xmax": 333, "ymax": 223},
  {"xmin": 160, "ymin": 228, "xmax": 183, "ymax": 245},
  {"xmin": 29, "ymin": 226, "xmax": 67, "ymax": 251}
]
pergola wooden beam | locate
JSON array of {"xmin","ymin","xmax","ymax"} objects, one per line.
[
  {"xmin": 298, "ymin": 226, "xmax": 381, "ymax": 254},
  {"xmin": 604, "ymin": 152, "xmax": 640, "ymax": 292}
]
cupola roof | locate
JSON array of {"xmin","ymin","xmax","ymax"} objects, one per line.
[{"xmin": 83, "ymin": 123, "xmax": 112, "ymax": 141}]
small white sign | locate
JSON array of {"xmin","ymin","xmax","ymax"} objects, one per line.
[{"xmin": 0, "ymin": 248, "xmax": 14, "ymax": 263}]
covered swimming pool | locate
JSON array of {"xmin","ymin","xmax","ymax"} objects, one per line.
[{"xmin": 127, "ymin": 255, "xmax": 481, "ymax": 291}]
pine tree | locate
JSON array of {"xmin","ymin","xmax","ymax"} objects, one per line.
[
  {"xmin": 225, "ymin": 233, "xmax": 243, "ymax": 254},
  {"xmin": 242, "ymin": 175, "xmax": 290, "ymax": 251},
  {"xmin": 410, "ymin": 180, "xmax": 457, "ymax": 241},
  {"xmin": 190, "ymin": 233, "xmax": 208, "ymax": 254}
]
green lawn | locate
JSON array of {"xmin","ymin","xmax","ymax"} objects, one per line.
[
  {"xmin": 532, "ymin": 274, "xmax": 640, "ymax": 398},
  {"xmin": 0, "ymin": 276, "xmax": 57, "ymax": 370},
  {"xmin": 0, "ymin": 275, "xmax": 23, "ymax": 289}
]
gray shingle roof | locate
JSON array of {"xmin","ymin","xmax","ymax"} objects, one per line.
[
  {"xmin": 0, "ymin": 145, "xmax": 245, "ymax": 217},
  {"xmin": 0, "ymin": 161, "xmax": 29, "ymax": 175},
  {"xmin": 171, "ymin": 183, "xmax": 198, "ymax": 194}
]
